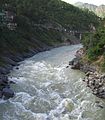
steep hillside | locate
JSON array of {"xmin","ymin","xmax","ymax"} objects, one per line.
[
  {"xmin": 0, "ymin": 0, "xmax": 100, "ymax": 74},
  {"xmin": 81, "ymin": 18, "xmax": 105, "ymax": 71},
  {"xmin": 75, "ymin": 2, "xmax": 105, "ymax": 18}
]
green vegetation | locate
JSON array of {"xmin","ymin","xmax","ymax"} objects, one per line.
[
  {"xmin": 1, "ymin": 0, "xmax": 99, "ymax": 30},
  {"xmin": 81, "ymin": 18, "xmax": 105, "ymax": 71},
  {"xmin": 0, "ymin": 0, "xmax": 100, "ymax": 69}
]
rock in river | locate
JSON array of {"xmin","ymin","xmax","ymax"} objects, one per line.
[{"xmin": 2, "ymin": 87, "xmax": 14, "ymax": 100}]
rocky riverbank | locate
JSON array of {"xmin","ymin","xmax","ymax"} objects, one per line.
[
  {"xmin": 0, "ymin": 43, "xmax": 79, "ymax": 100},
  {"xmin": 69, "ymin": 48, "xmax": 105, "ymax": 99},
  {"xmin": 0, "ymin": 47, "xmax": 51, "ymax": 75},
  {"xmin": 84, "ymin": 71, "xmax": 105, "ymax": 98},
  {"xmin": 0, "ymin": 46, "xmax": 53, "ymax": 100},
  {"xmin": 0, "ymin": 75, "xmax": 15, "ymax": 100}
]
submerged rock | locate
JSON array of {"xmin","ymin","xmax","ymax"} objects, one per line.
[
  {"xmin": 66, "ymin": 66, "xmax": 69, "ymax": 68},
  {"xmin": 16, "ymin": 67, "xmax": 19, "ymax": 70}
]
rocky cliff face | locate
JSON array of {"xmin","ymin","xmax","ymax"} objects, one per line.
[
  {"xmin": 75, "ymin": 2, "xmax": 105, "ymax": 18},
  {"xmin": 74, "ymin": 2, "xmax": 97, "ymax": 12},
  {"xmin": 96, "ymin": 5, "xmax": 105, "ymax": 18}
]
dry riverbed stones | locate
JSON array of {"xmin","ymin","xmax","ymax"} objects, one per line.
[{"xmin": 83, "ymin": 71, "xmax": 105, "ymax": 99}]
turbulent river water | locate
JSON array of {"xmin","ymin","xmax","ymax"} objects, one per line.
[{"xmin": 0, "ymin": 44, "xmax": 105, "ymax": 120}]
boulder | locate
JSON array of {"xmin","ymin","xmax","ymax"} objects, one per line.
[
  {"xmin": 69, "ymin": 60, "xmax": 74, "ymax": 65},
  {"xmin": 2, "ymin": 87, "xmax": 14, "ymax": 99},
  {"xmin": 71, "ymin": 58, "xmax": 81, "ymax": 69}
]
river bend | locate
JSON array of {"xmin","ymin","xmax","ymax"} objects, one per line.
[{"xmin": 0, "ymin": 45, "xmax": 105, "ymax": 120}]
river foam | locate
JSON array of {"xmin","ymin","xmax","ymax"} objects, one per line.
[{"xmin": 0, "ymin": 45, "xmax": 105, "ymax": 120}]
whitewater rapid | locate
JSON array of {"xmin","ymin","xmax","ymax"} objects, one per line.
[{"xmin": 0, "ymin": 45, "xmax": 105, "ymax": 120}]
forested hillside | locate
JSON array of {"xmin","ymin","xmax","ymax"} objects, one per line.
[
  {"xmin": 0, "ymin": 0, "xmax": 100, "ymax": 74},
  {"xmin": 81, "ymin": 18, "xmax": 105, "ymax": 71}
]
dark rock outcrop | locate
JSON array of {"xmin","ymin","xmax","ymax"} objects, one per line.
[
  {"xmin": 69, "ymin": 48, "xmax": 96, "ymax": 73},
  {"xmin": 2, "ymin": 87, "xmax": 14, "ymax": 100},
  {"xmin": 0, "ymin": 75, "xmax": 15, "ymax": 99},
  {"xmin": 69, "ymin": 48, "xmax": 84, "ymax": 70},
  {"xmin": 69, "ymin": 58, "xmax": 81, "ymax": 69}
]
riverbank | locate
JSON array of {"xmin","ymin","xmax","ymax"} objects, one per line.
[
  {"xmin": 0, "ymin": 44, "xmax": 52, "ymax": 99},
  {"xmin": 0, "ymin": 43, "xmax": 77, "ymax": 76},
  {"xmin": 69, "ymin": 48, "xmax": 105, "ymax": 99},
  {"xmin": 0, "ymin": 42, "xmax": 80, "ymax": 100},
  {"xmin": 2, "ymin": 44, "xmax": 103, "ymax": 120}
]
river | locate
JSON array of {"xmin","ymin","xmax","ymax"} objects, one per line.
[{"xmin": 0, "ymin": 44, "xmax": 105, "ymax": 120}]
